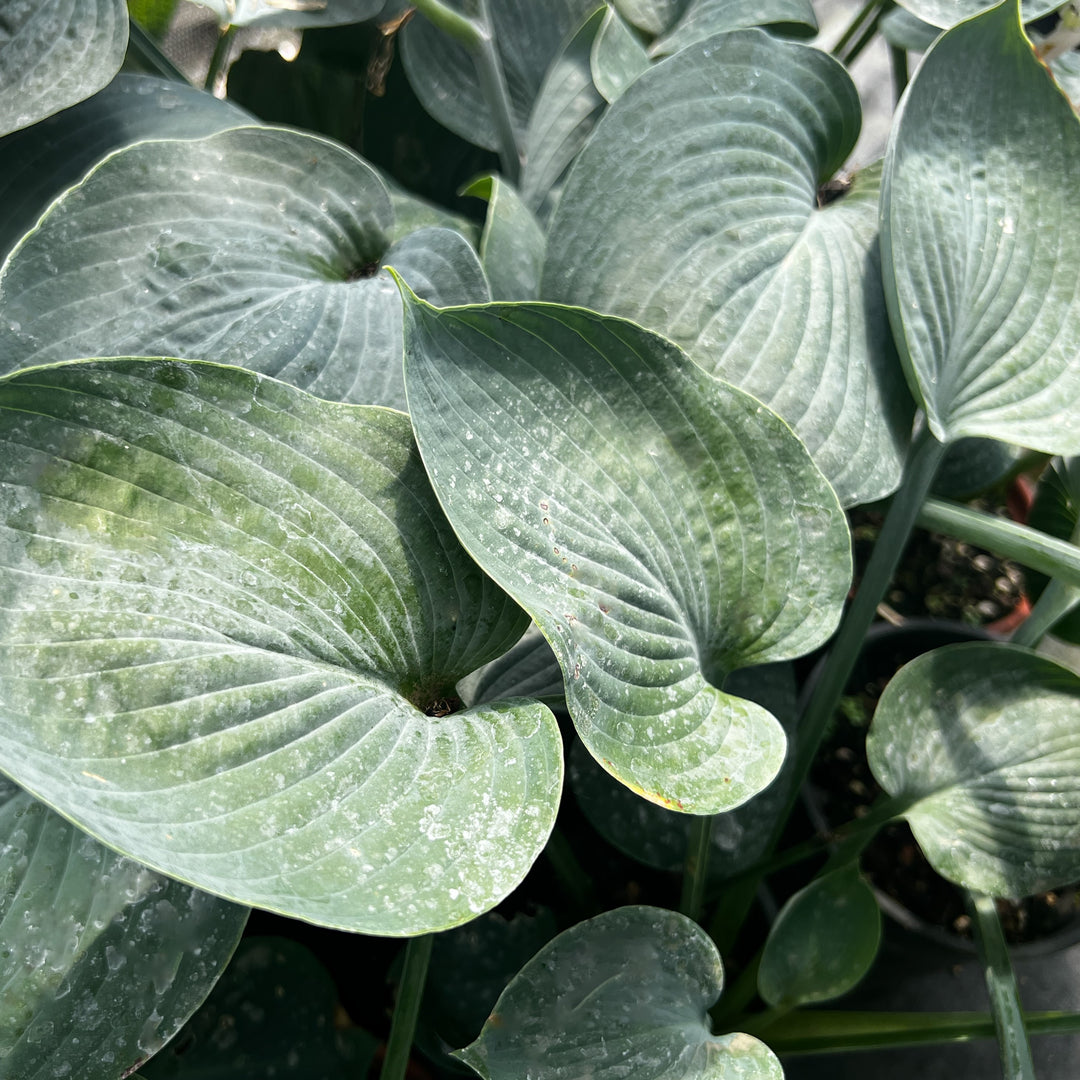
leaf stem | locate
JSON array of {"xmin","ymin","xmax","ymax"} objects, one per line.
[
  {"xmin": 738, "ymin": 1006, "xmax": 1080, "ymax": 1053},
  {"xmin": 382, "ymin": 934, "xmax": 434, "ymax": 1080},
  {"xmin": 126, "ymin": 17, "xmax": 190, "ymax": 84},
  {"xmin": 889, "ymin": 43, "xmax": 909, "ymax": 100},
  {"xmin": 969, "ymin": 892, "xmax": 1037, "ymax": 1080},
  {"xmin": 839, "ymin": 2, "xmax": 890, "ymax": 67},
  {"xmin": 680, "ymin": 814, "xmax": 713, "ymax": 924},
  {"xmin": 204, "ymin": 25, "xmax": 238, "ymax": 94},
  {"xmin": 917, "ymin": 496, "xmax": 1080, "ymax": 590},
  {"xmin": 1010, "ymin": 513, "xmax": 1080, "ymax": 648},
  {"xmin": 831, "ymin": 0, "xmax": 886, "ymax": 60},
  {"xmin": 409, "ymin": 0, "xmax": 482, "ymax": 48}
]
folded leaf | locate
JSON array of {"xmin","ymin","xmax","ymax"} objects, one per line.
[
  {"xmin": 881, "ymin": 0, "xmax": 1080, "ymax": 453},
  {"xmin": 456, "ymin": 906, "xmax": 782, "ymax": 1080},
  {"xmin": 402, "ymin": 297, "xmax": 850, "ymax": 813},
  {"xmin": 0, "ymin": 779, "xmax": 247, "ymax": 1079},
  {"xmin": 0, "ymin": 358, "xmax": 560, "ymax": 934},
  {"xmin": 543, "ymin": 31, "xmax": 911, "ymax": 507},
  {"xmin": 868, "ymin": 643, "xmax": 1080, "ymax": 898},
  {"xmin": 0, "ymin": 126, "xmax": 488, "ymax": 408},
  {"xmin": 0, "ymin": 0, "xmax": 127, "ymax": 136},
  {"xmin": 651, "ymin": 0, "xmax": 817, "ymax": 56}
]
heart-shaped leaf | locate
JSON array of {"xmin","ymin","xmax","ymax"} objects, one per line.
[
  {"xmin": 188, "ymin": 0, "xmax": 383, "ymax": 28},
  {"xmin": 893, "ymin": 0, "xmax": 1056, "ymax": 30},
  {"xmin": 542, "ymin": 32, "xmax": 912, "ymax": 507},
  {"xmin": 402, "ymin": 296, "xmax": 851, "ymax": 813},
  {"xmin": 757, "ymin": 865, "xmax": 881, "ymax": 1008},
  {"xmin": 881, "ymin": 0, "xmax": 1080, "ymax": 454},
  {"xmin": 867, "ymin": 642, "xmax": 1080, "ymax": 898},
  {"xmin": 456, "ymin": 906, "xmax": 782, "ymax": 1080},
  {"xmin": 400, "ymin": 0, "xmax": 598, "ymax": 153},
  {"xmin": 651, "ymin": 0, "xmax": 817, "ymax": 56},
  {"xmin": 462, "ymin": 176, "xmax": 546, "ymax": 301},
  {"xmin": 0, "ymin": 0, "xmax": 127, "ymax": 136},
  {"xmin": 0, "ymin": 358, "xmax": 561, "ymax": 934},
  {"xmin": 138, "ymin": 937, "xmax": 377, "ymax": 1079},
  {"xmin": 0, "ymin": 778, "xmax": 247, "ymax": 1079},
  {"xmin": 0, "ymin": 73, "xmax": 250, "ymax": 264},
  {"xmin": 569, "ymin": 665, "xmax": 797, "ymax": 877},
  {"xmin": 519, "ymin": 7, "xmax": 608, "ymax": 221},
  {"xmin": 0, "ymin": 126, "xmax": 488, "ymax": 408}
]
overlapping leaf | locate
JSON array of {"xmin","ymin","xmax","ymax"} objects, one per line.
[
  {"xmin": 458, "ymin": 623, "xmax": 566, "ymax": 710},
  {"xmin": 543, "ymin": 31, "xmax": 912, "ymax": 507},
  {"xmin": 462, "ymin": 176, "xmax": 545, "ymax": 300},
  {"xmin": 456, "ymin": 907, "xmax": 782, "ymax": 1080},
  {"xmin": 893, "ymin": 0, "xmax": 1056, "ymax": 30},
  {"xmin": 651, "ymin": 0, "xmax": 817, "ymax": 55},
  {"xmin": 0, "ymin": 0, "xmax": 127, "ymax": 136},
  {"xmin": 868, "ymin": 643, "xmax": 1080, "ymax": 898},
  {"xmin": 0, "ymin": 358, "xmax": 561, "ymax": 934},
  {"xmin": 403, "ymin": 297, "xmax": 851, "ymax": 813},
  {"xmin": 0, "ymin": 779, "xmax": 247, "ymax": 1079},
  {"xmin": 0, "ymin": 126, "xmax": 488, "ymax": 408},
  {"xmin": 881, "ymin": 0, "xmax": 1080, "ymax": 453},
  {"xmin": 0, "ymin": 73, "xmax": 250, "ymax": 263},
  {"xmin": 400, "ymin": 0, "xmax": 598, "ymax": 153}
]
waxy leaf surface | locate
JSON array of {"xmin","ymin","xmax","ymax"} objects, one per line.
[
  {"xmin": 0, "ymin": 126, "xmax": 487, "ymax": 408},
  {"xmin": 569, "ymin": 664, "xmax": 796, "ymax": 876},
  {"xmin": 456, "ymin": 906, "xmax": 782, "ymax": 1080},
  {"xmin": 463, "ymin": 175, "xmax": 545, "ymax": 301},
  {"xmin": 757, "ymin": 865, "xmax": 881, "ymax": 1008},
  {"xmin": 543, "ymin": 32, "xmax": 911, "ymax": 507},
  {"xmin": 400, "ymin": 0, "xmax": 597, "ymax": 153},
  {"xmin": 403, "ymin": 299, "xmax": 851, "ymax": 813},
  {"xmin": 0, "ymin": 74, "xmax": 249, "ymax": 263},
  {"xmin": 0, "ymin": 0, "xmax": 127, "ymax": 136},
  {"xmin": 868, "ymin": 643, "xmax": 1080, "ymax": 898},
  {"xmin": 0, "ymin": 779, "xmax": 247, "ymax": 1079},
  {"xmin": 894, "ymin": 0, "xmax": 1055, "ymax": 30},
  {"xmin": 652, "ymin": 0, "xmax": 817, "ymax": 55},
  {"xmin": 881, "ymin": 1, "xmax": 1080, "ymax": 453},
  {"xmin": 0, "ymin": 358, "xmax": 561, "ymax": 934}
]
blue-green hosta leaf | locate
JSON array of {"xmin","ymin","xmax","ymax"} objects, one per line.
[
  {"xmin": 651, "ymin": 0, "xmax": 818, "ymax": 56},
  {"xmin": 893, "ymin": 0, "xmax": 1056, "ymax": 30},
  {"xmin": 402, "ymin": 298, "xmax": 851, "ymax": 814},
  {"xmin": 0, "ymin": 73, "xmax": 250, "ymax": 264},
  {"xmin": 543, "ymin": 32, "xmax": 912, "ymax": 508},
  {"xmin": 400, "ymin": 0, "xmax": 598, "ymax": 153},
  {"xmin": 570, "ymin": 664, "xmax": 797, "ymax": 876},
  {"xmin": 591, "ymin": 6, "xmax": 651, "ymax": 104},
  {"xmin": 138, "ymin": 937, "xmax": 377, "ymax": 1079},
  {"xmin": 456, "ymin": 907, "xmax": 782, "ymax": 1080},
  {"xmin": 867, "ymin": 643, "xmax": 1080, "ymax": 898},
  {"xmin": 0, "ymin": 0, "xmax": 127, "ymax": 136},
  {"xmin": 462, "ymin": 175, "xmax": 546, "ymax": 301},
  {"xmin": 0, "ymin": 358, "xmax": 561, "ymax": 935},
  {"xmin": 0, "ymin": 126, "xmax": 488, "ymax": 408},
  {"xmin": 0, "ymin": 779, "xmax": 247, "ymax": 1079},
  {"xmin": 459, "ymin": 624, "xmax": 566, "ymax": 710},
  {"xmin": 757, "ymin": 865, "xmax": 881, "ymax": 1008},
  {"xmin": 188, "ymin": 0, "xmax": 383, "ymax": 28},
  {"xmin": 881, "ymin": 1, "xmax": 1080, "ymax": 453},
  {"xmin": 880, "ymin": 7, "xmax": 942, "ymax": 51},
  {"xmin": 519, "ymin": 7, "xmax": 607, "ymax": 222},
  {"xmin": 613, "ymin": 0, "xmax": 688, "ymax": 36}
]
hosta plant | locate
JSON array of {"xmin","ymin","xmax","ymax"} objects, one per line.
[{"xmin": 5, "ymin": 0, "xmax": 1080, "ymax": 1078}]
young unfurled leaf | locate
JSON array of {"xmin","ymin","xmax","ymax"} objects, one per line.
[
  {"xmin": 0, "ymin": 126, "xmax": 488, "ymax": 408},
  {"xmin": 0, "ymin": 358, "xmax": 561, "ymax": 934},
  {"xmin": 543, "ymin": 31, "xmax": 910, "ymax": 507},
  {"xmin": 0, "ymin": 779, "xmax": 247, "ymax": 1079},
  {"xmin": 881, "ymin": 0, "xmax": 1080, "ymax": 454},
  {"xmin": 758, "ymin": 865, "xmax": 881, "ymax": 1008},
  {"xmin": 456, "ymin": 907, "xmax": 782, "ymax": 1080},
  {"xmin": 402, "ymin": 296, "xmax": 851, "ymax": 814},
  {"xmin": 868, "ymin": 643, "xmax": 1080, "ymax": 898}
]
